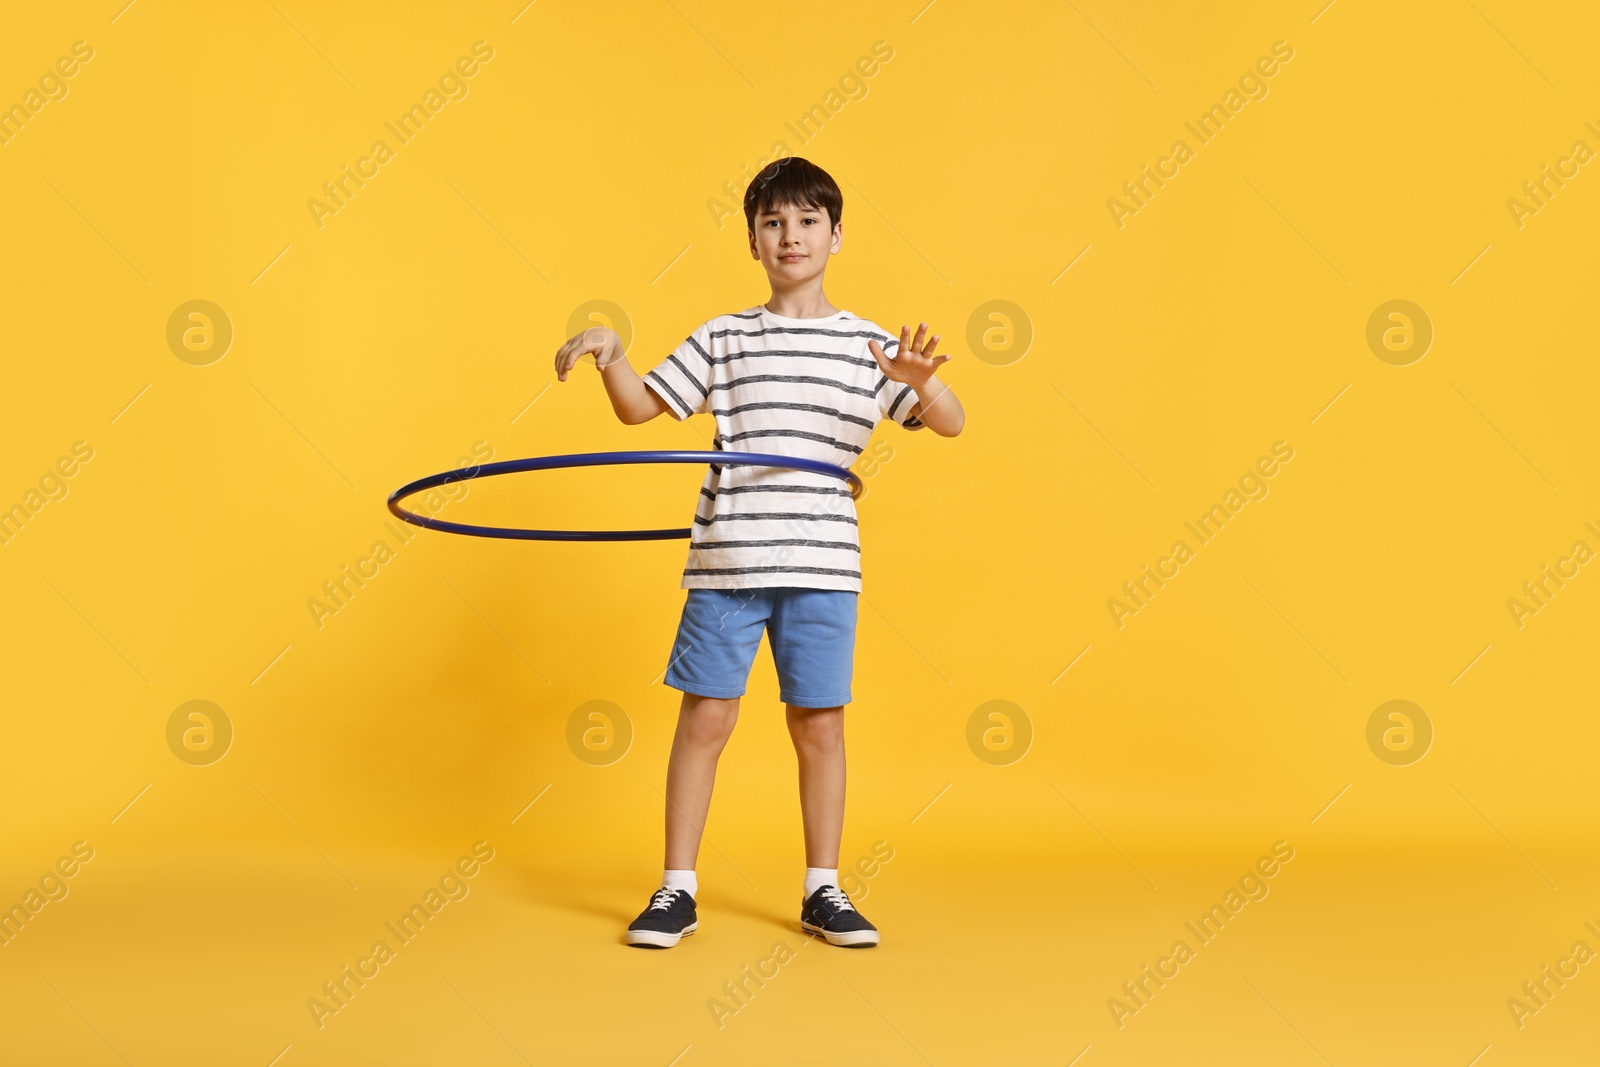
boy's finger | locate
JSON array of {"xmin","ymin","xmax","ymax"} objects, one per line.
[{"xmin": 922, "ymin": 333, "xmax": 940, "ymax": 358}]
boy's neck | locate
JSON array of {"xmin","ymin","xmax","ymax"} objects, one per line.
[{"xmin": 764, "ymin": 284, "xmax": 838, "ymax": 320}]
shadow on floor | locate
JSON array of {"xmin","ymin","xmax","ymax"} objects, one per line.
[{"xmin": 500, "ymin": 864, "xmax": 799, "ymax": 937}]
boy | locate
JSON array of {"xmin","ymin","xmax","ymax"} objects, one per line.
[{"xmin": 553, "ymin": 157, "xmax": 964, "ymax": 949}]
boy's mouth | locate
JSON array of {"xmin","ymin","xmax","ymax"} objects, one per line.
[{"xmin": 779, "ymin": 253, "xmax": 806, "ymax": 261}]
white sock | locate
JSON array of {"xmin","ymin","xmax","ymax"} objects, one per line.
[
  {"xmin": 662, "ymin": 868, "xmax": 697, "ymax": 899},
  {"xmin": 804, "ymin": 867, "xmax": 838, "ymax": 899}
]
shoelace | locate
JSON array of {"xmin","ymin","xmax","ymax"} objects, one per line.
[
  {"xmin": 818, "ymin": 886, "xmax": 855, "ymax": 912},
  {"xmin": 648, "ymin": 887, "xmax": 682, "ymax": 912}
]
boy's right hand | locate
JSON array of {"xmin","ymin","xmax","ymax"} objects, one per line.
[{"xmin": 554, "ymin": 326, "xmax": 623, "ymax": 381}]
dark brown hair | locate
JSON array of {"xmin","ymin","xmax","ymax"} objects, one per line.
[{"xmin": 742, "ymin": 157, "xmax": 843, "ymax": 232}]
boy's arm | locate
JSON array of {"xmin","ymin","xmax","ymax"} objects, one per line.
[
  {"xmin": 554, "ymin": 327, "xmax": 668, "ymax": 425},
  {"xmin": 596, "ymin": 356, "xmax": 670, "ymax": 425},
  {"xmin": 908, "ymin": 375, "xmax": 964, "ymax": 437}
]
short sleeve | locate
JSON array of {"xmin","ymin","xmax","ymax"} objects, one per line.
[
  {"xmin": 873, "ymin": 331, "xmax": 926, "ymax": 431},
  {"xmin": 642, "ymin": 321, "xmax": 714, "ymax": 420}
]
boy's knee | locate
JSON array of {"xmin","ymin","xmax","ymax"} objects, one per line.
[
  {"xmin": 682, "ymin": 695, "xmax": 739, "ymax": 744},
  {"xmin": 787, "ymin": 706, "xmax": 844, "ymax": 749}
]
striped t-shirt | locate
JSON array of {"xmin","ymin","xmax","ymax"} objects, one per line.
[{"xmin": 641, "ymin": 304, "xmax": 926, "ymax": 592}]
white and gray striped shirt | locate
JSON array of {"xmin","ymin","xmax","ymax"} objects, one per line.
[{"xmin": 642, "ymin": 304, "xmax": 925, "ymax": 592}]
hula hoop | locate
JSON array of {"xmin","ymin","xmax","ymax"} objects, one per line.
[{"xmin": 386, "ymin": 450, "xmax": 864, "ymax": 541}]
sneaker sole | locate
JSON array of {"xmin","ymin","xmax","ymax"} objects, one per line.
[
  {"xmin": 801, "ymin": 920, "xmax": 879, "ymax": 947},
  {"xmin": 626, "ymin": 921, "xmax": 697, "ymax": 948}
]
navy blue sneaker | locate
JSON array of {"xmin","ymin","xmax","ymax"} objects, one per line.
[
  {"xmin": 626, "ymin": 887, "xmax": 698, "ymax": 948},
  {"xmin": 800, "ymin": 885, "xmax": 879, "ymax": 947}
]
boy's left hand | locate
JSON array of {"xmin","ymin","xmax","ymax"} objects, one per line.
[{"xmin": 869, "ymin": 323, "xmax": 950, "ymax": 387}]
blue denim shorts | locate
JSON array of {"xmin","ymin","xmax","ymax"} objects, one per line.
[{"xmin": 663, "ymin": 588, "xmax": 858, "ymax": 707}]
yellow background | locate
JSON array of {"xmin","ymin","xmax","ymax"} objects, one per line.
[{"xmin": 1, "ymin": 0, "xmax": 1597, "ymax": 1064}]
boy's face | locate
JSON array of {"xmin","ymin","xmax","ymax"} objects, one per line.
[{"xmin": 748, "ymin": 200, "xmax": 841, "ymax": 283}]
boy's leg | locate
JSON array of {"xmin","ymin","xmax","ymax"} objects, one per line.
[
  {"xmin": 630, "ymin": 695, "xmax": 734, "ymax": 948},
  {"xmin": 659, "ymin": 588, "xmax": 773, "ymax": 874},
  {"xmin": 784, "ymin": 702, "xmax": 845, "ymax": 869},
  {"xmin": 769, "ymin": 588, "xmax": 858, "ymax": 872},
  {"xmin": 629, "ymin": 590, "xmax": 767, "ymax": 948},
  {"xmin": 770, "ymin": 591, "xmax": 878, "ymax": 946},
  {"xmin": 786, "ymin": 698, "xmax": 880, "ymax": 946},
  {"xmin": 663, "ymin": 691, "xmax": 741, "ymax": 870}
]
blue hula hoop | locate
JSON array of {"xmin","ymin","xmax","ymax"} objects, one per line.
[{"xmin": 386, "ymin": 450, "xmax": 865, "ymax": 541}]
